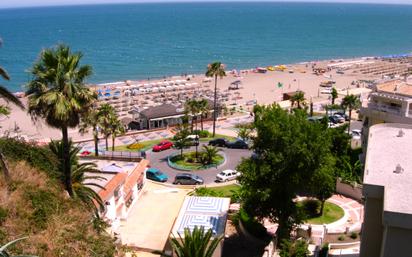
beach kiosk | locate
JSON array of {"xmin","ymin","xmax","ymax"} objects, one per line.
[{"xmin": 165, "ymin": 196, "xmax": 231, "ymax": 257}]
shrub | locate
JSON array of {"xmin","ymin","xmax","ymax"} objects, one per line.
[
  {"xmin": 24, "ymin": 187, "xmax": 60, "ymax": 230},
  {"xmin": 191, "ymin": 187, "xmax": 224, "ymax": 197},
  {"xmin": 280, "ymin": 239, "xmax": 309, "ymax": 257},
  {"xmin": 193, "ymin": 130, "xmax": 210, "ymax": 138},
  {"xmin": 0, "ymin": 138, "xmax": 59, "ymax": 178},
  {"xmin": 127, "ymin": 142, "xmax": 144, "ymax": 150},
  {"xmin": 350, "ymin": 232, "xmax": 358, "ymax": 239},
  {"xmin": 301, "ymin": 199, "xmax": 320, "ymax": 216},
  {"xmin": 239, "ymin": 208, "xmax": 269, "ymax": 240},
  {"xmin": 338, "ymin": 235, "xmax": 345, "ymax": 241},
  {"xmin": 0, "ymin": 207, "xmax": 7, "ymax": 225},
  {"xmin": 318, "ymin": 243, "xmax": 329, "ymax": 257}
]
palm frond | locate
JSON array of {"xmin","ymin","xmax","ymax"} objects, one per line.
[
  {"xmin": 0, "ymin": 86, "xmax": 24, "ymax": 109},
  {"xmin": 0, "ymin": 67, "xmax": 10, "ymax": 81}
]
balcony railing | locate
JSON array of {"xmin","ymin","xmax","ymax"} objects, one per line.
[{"xmin": 367, "ymin": 103, "xmax": 401, "ymax": 115}]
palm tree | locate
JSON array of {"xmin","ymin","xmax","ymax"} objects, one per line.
[
  {"xmin": 97, "ymin": 104, "xmax": 116, "ymax": 150},
  {"xmin": 0, "ymin": 237, "xmax": 38, "ymax": 257},
  {"xmin": 173, "ymin": 122, "xmax": 191, "ymax": 158},
  {"xmin": 197, "ymin": 99, "xmax": 209, "ymax": 131},
  {"xmin": 331, "ymin": 87, "xmax": 338, "ymax": 105},
  {"xmin": 0, "ymin": 39, "xmax": 25, "ymax": 185},
  {"xmin": 49, "ymin": 140, "xmax": 106, "ymax": 213},
  {"xmin": 341, "ymin": 94, "xmax": 361, "ymax": 133},
  {"xmin": 26, "ymin": 44, "xmax": 95, "ymax": 197},
  {"xmin": 185, "ymin": 99, "xmax": 198, "ymax": 132},
  {"xmin": 290, "ymin": 91, "xmax": 306, "ymax": 109},
  {"xmin": 205, "ymin": 62, "xmax": 226, "ymax": 137},
  {"xmin": 201, "ymin": 145, "xmax": 221, "ymax": 165},
  {"xmin": 79, "ymin": 108, "xmax": 100, "ymax": 156},
  {"xmin": 109, "ymin": 115, "xmax": 125, "ymax": 151},
  {"xmin": 169, "ymin": 226, "xmax": 223, "ymax": 257}
]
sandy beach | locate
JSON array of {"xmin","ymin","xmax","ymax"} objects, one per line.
[{"xmin": 1, "ymin": 57, "xmax": 395, "ymax": 143}]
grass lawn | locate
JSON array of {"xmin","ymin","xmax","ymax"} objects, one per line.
[
  {"xmin": 199, "ymin": 134, "xmax": 236, "ymax": 142},
  {"xmin": 170, "ymin": 152, "xmax": 224, "ymax": 170},
  {"xmin": 298, "ymin": 199, "xmax": 344, "ymax": 225},
  {"xmin": 207, "ymin": 184, "xmax": 240, "ymax": 198},
  {"xmin": 114, "ymin": 133, "xmax": 236, "ymax": 152}
]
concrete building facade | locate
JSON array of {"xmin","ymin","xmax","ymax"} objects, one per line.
[{"xmin": 360, "ymin": 123, "xmax": 412, "ymax": 257}]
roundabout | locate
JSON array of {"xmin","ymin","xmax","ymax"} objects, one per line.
[{"xmin": 147, "ymin": 142, "xmax": 251, "ymax": 185}]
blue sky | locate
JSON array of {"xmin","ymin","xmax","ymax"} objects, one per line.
[{"xmin": 0, "ymin": 0, "xmax": 411, "ymax": 9}]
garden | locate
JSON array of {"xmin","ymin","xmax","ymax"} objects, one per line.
[
  {"xmin": 297, "ymin": 199, "xmax": 345, "ymax": 225},
  {"xmin": 168, "ymin": 145, "xmax": 225, "ymax": 171}
]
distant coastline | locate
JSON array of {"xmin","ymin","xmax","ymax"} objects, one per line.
[{"xmin": 2, "ymin": 2, "xmax": 412, "ymax": 92}]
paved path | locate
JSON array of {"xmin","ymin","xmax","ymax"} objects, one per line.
[{"xmin": 264, "ymin": 194, "xmax": 364, "ymax": 246}]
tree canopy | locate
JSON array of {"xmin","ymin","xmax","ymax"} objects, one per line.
[{"xmin": 237, "ymin": 104, "xmax": 336, "ymax": 242}]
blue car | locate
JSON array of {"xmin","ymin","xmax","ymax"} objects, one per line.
[{"xmin": 146, "ymin": 168, "xmax": 168, "ymax": 182}]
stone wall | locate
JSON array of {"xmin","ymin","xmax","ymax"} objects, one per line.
[{"xmin": 336, "ymin": 179, "xmax": 363, "ymax": 201}]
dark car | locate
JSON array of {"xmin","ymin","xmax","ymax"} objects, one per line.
[
  {"xmin": 328, "ymin": 116, "xmax": 339, "ymax": 124},
  {"xmin": 208, "ymin": 138, "xmax": 228, "ymax": 147},
  {"xmin": 173, "ymin": 173, "xmax": 204, "ymax": 185},
  {"xmin": 226, "ymin": 139, "xmax": 248, "ymax": 149}
]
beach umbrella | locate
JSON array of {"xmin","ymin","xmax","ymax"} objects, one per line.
[
  {"xmin": 166, "ymin": 86, "xmax": 173, "ymax": 91},
  {"xmin": 152, "ymin": 87, "xmax": 159, "ymax": 93}
]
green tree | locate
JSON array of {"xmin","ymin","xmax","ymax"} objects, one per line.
[
  {"xmin": 290, "ymin": 91, "xmax": 306, "ymax": 109},
  {"xmin": 0, "ymin": 237, "xmax": 38, "ymax": 257},
  {"xmin": 198, "ymin": 98, "xmax": 209, "ymax": 131},
  {"xmin": 279, "ymin": 239, "xmax": 309, "ymax": 257},
  {"xmin": 169, "ymin": 226, "xmax": 223, "ymax": 257},
  {"xmin": 173, "ymin": 122, "xmax": 191, "ymax": 158},
  {"xmin": 341, "ymin": 94, "xmax": 361, "ymax": 133},
  {"xmin": 49, "ymin": 140, "xmax": 106, "ymax": 214},
  {"xmin": 205, "ymin": 62, "xmax": 226, "ymax": 137},
  {"xmin": 185, "ymin": 99, "xmax": 199, "ymax": 132},
  {"xmin": 97, "ymin": 104, "xmax": 116, "ymax": 150},
  {"xmin": 201, "ymin": 145, "xmax": 221, "ymax": 165},
  {"xmin": 26, "ymin": 44, "xmax": 95, "ymax": 197},
  {"xmin": 235, "ymin": 123, "xmax": 253, "ymax": 141},
  {"xmin": 79, "ymin": 108, "xmax": 100, "ymax": 156},
  {"xmin": 0, "ymin": 39, "xmax": 25, "ymax": 185},
  {"xmin": 237, "ymin": 104, "xmax": 335, "ymax": 243},
  {"xmin": 331, "ymin": 87, "xmax": 338, "ymax": 105},
  {"xmin": 109, "ymin": 115, "xmax": 125, "ymax": 151}
]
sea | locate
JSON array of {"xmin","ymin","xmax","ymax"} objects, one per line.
[{"xmin": 1, "ymin": 2, "xmax": 412, "ymax": 92}]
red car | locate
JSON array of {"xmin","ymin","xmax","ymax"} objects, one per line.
[{"xmin": 152, "ymin": 140, "xmax": 173, "ymax": 152}]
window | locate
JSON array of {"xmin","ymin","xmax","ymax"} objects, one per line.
[{"xmin": 114, "ymin": 187, "xmax": 121, "ymax": 201}]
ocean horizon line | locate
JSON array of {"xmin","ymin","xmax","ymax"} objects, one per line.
[{"xmin": 1, "ymin": 0, "xmax": 412, "ymax": 10}]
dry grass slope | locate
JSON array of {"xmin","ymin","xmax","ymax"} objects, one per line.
[{"xmin": 0, "ymin": 161, "xmax": 117, "ymax": 257}]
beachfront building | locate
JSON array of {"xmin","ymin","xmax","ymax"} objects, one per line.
[
  {"xmin": 84, "ymin": 159, "xmax": 149, "ymax": 231},
  {"xmin": 360, "ymin": 123, "xmax": 412, "ymax": 257},
  {"xmin": 360, "ymin": 77, "xmax": 412, "ymax": 146},
  {"xmin": 165, "ymin": 196, "xmax": 231, "ymax": 257},
  {"xmin": 130, "ymin": 100, "xmax": 217, "ymax": 130}
]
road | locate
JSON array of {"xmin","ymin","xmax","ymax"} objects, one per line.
[{"xmin": 146, "ymin": 142, "xmax": 251, "ymax": 185}]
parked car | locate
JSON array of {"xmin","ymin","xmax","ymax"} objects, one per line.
[
  {"xmin": 173, "ymin": 173, "xmax": 204, "ymax": 185},
  {"xmin": 351, "ymin": 129, "xmax": 362, "ymax": 140},
  {"xmin": 208, "ymin": 138, "xmax": 228, "ymax": 147},
  {"xmin": 328, "ymin": 116, "xmax": 340, "ymax": 124},
  {"xmin": 216, "ymin": 169, "xmax": 241, "ymax": 182},
  {"xmin": 152, "ymin": 140, "xmax": 173, "ymax": 152},
  {"xmin": 227, "ymin": 139, "xmax": 249, "ymax": 149},
  {"xmin": 321, "ymin": 88, "xmax": 333, "ymax": 94},
  {"xmin": 186, "ymin": 135, "xmax": 200, "ymax": 146},
  {"xmin": 334, "ymin": 112, "xmax": 349, "ymax": 121},
  {"xmin": 332, "ymin": 114, "xmax": 345, "ymax": 123},
  {"xmin": 146, "ymin": 168, "xmax": 168, "ymax": 182}
]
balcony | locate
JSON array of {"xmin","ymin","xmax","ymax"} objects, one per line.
[{"xmin": 367, "ymin": 103, "xmax": 401, "ymax": 115}]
